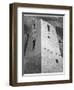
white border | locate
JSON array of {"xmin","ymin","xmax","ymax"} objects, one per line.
[{"xmin": 17, "ymin": 7, "xmax": 70, "ymax": 82}]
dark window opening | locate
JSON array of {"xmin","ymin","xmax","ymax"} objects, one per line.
[
  {"xmin": 32, "ymin": 19, "xmax": 36, "ymax": 29},
  {"xmin": 59, "ymin": 40, "xmax": 61, "ymax": 43},
  {"xmin": 48, "ymin": 36, "xmax": 50, "ymax": 38},
  {"xmin": 47, "ymin": 25, "xmax": 50, "ymax": 32},
  {"xmin": 33, "ymin": 23, "xmax": 36, "ymax": 29},
  {"xmin": 56, "ymin": 59, "xmax": 59, "ymax": 63},
  {"xmin": 32, "ymin": 39, "xmax": 36, "ymax": 50}
]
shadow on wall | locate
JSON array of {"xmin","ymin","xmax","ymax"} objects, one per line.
[{"xmin": 56, "ymin": 27, "xmax": 63, "ymax": 57}]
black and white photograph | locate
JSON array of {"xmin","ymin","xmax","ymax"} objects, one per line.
[
  {"xmin": 22, "ymin": 13, "xmax": 63, "ymax": 75},
  {"xmin": 10, "ymin": 3, "xmax": 72, "ymax": 86}
]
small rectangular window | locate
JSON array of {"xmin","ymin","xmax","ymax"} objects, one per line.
[
  {"xmin": 32, "ymin": 39, "xmax": 36, "ymax": 50},
  {"xmin": 33, "ymin": 23, "xmax": 36, "ymax": 29},
  {"xmin": 47, "ymin": 25, "xmax": 50, "ymax": 32},
  {"xmin": 32, "ymin": 19, "xmax": 36, "ymax": 29}
]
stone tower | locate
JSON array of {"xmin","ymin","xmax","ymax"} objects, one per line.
[{"xmin": 24, "ymin": 18, "xmax": 63, "ymax": 73}]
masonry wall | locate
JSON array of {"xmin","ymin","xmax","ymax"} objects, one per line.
[
  {"xmin": 41, "ymin": 19, "xmax": 63, "ymax": 73},
  {"xmin": 24, "ymin": 18, "xmax": 41, "ymax": 74}
]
